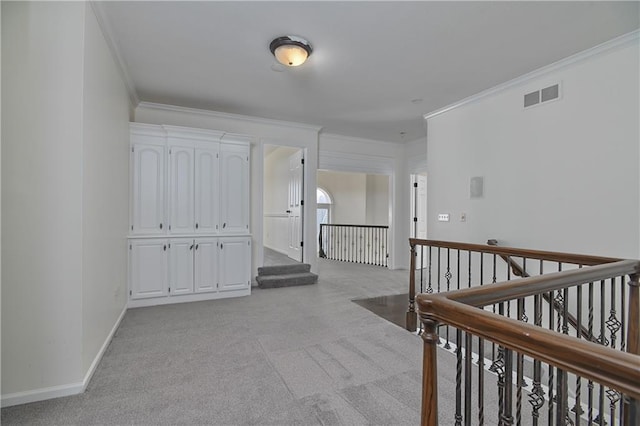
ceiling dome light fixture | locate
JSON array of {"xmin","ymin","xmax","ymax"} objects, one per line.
[{"xmin": 270, "ymin": 35, "xmax": 313, "ymax": 67}]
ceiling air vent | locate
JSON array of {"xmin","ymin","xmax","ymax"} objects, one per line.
[{"xmin": 524, "ymin": 83, "xmax": 560, "ymax": 109}]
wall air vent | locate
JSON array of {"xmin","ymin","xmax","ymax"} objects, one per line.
[
  {"xmin": 524, "ymin": 83, "xmax": 560, "ymax": 108},
  {"xmin": 524, "ymin": 91, "xmax": 540, "ymax": 107},
  {"xmin": 541, "ymin": 84, "xmax": 559, "ymax": 102}
]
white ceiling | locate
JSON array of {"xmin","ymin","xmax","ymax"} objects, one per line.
[{"xmin": 98, "ymin": 1, "xmax": 639, "ymax": 143}]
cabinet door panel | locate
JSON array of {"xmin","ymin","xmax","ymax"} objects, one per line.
[
  {"xmin": 169, "ymin": 238, "xmax": 194, "ymax": 295},
  {"xmin": 169, "ymin": 147, "xmax": 194, "ymax": 234},
  {"xmin": 132, "ymin": 144, "xmax": 165, "ymax": 234},
  {"xmin": 194, "ymin": 238, "xmax": 217, "ymax": 293},
  {"xmin": 194, "ymin": 148, "xmax": 219, "ymax": 234},
  {"xmin": 219, "ymin": 237, "xmax": 250, "ymax": 291},
  {"xmin": 130, "ymin": 240, "xmax": 168, "ymax": 298},
  {"xmin": 220, "ymin": 145, "xmax": 249, "ymax": 234}
]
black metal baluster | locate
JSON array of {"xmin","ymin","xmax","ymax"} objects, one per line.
[
  {"xmin": 573, "ymin": 280, "xmax": 583, "ymax": 424},
  {"xmin": 455, "ymin": 328, "xmax": 463, "ymax": 426},
  {"xmin": 516, "ymin": 297, "xmax": 524, "ymax": 426},
  {"xmin": 479, "ymin": 333, "xmax": 485, "ymax": 426},
  {"xmin": 489, "ymin": 254, "xmax": 498, "ymax": 372},
  {"xmin": 621, "ymin": 275, "xmax": 626, "ymax": 352},
  {"xmin": 419, "ymin": 244, "xmax": 424, "ymax": 293},
  {"xmin": 437, "ymin": 248, "xmax": 441, "ymax": 293},
  {"xmin": 502, "ymin": 348, "xmax": 514, "ymax": 425},
  {"xmin": 468, "ymin": 250, "xmax": 472, "ymax": 288},
  {"xmin": 376, "ymin": 228, "xmax": 379, "ymax": 265},
  {"xmin": 497, "ymin": 303, "xmax": 506, "ymax": 423},
  {"xmin": 587, "ymin": 280, "xmax": 594, "ymax": 424},
  {"xmin": 444, "ymin": 248, "xmax": 452, "ymax": 349},
  {"xmin": 606, "ymin": 277, "xmax": 621, "ymax": 426},
  {"xmin": 556, "ymin": 284, "xmax": 569, "ymax": 425},
  {"xmin": 595, "ymin": 281, "xmax": 606, "ymax": 426},
  {"xmin": 529, "ymin": 288, "xmax": 544, "ymax": 425},
  {"xmin": 464, "ymin": 332, "xmax": 472, "ymax": 426},
  {"xmin": 548, "ymin": 290, "xmax": 555, "ymax": 426},
  {"xmin": 478, "ymin": 252, "xmax": 485, "ymax": 426},
  {"xmin": 427, "ymin": 246, "xmax": 433, "ymax": 294}
]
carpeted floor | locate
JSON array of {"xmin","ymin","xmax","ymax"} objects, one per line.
[
  {"xmin": 263, "ymin": 247, "xmax": 300, "ymax": 267},
  {"xmin": 2, "ymin": 258, "xmax": 503, "ymax": 425}
]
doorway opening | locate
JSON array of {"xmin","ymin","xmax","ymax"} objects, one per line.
[
  {"xmin": 263, "ymin": 145, "xmax": 304, "ymax": 266},
  {"xmin": 317, "ymin": 170, "xmax": 390, "ymax": 267}
]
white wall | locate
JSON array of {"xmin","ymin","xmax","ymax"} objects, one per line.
[
  {"xmin": 1, "ymin": 2, "xmax": 131, "ymax": 405},
  {"xmin": 316, "ymin": 171, "xmax": 389, "ymax": 226},
  {"xmin": 426, "ymin": 36, "xmax": 639, "ymax": 258},
  {"xmin": 2, "ymin": 1, "xmax": 86, "ymax": 396},
  {"xmin": 81, "ymin": 5, "xmax": 131, "ymax": 375},
  {"xmin": 366, "ymin": 174, "xmax": 390, "ymax": 226},
  {"xmin": 135, "ymin": 103, "xmax": 321, "ymax": 273},
  {"xmin": 263, "ymin": 146, "xmax": 297, "ymax": 254},
  {"xmin": 317, "ymin": 171, "xmax": 367, "ymax": 224}
]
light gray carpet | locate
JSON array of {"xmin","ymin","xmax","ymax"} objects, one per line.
[
  {"xmin": 1, "ymin": 259, "xmax": 514, "ymax": 425},
  {"xmin": 263, "ymin": 247, "xmax": 300, "ymax": 267}
]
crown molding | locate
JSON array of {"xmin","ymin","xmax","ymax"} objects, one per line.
[
  {"xmin": 424, "ymin": 30, "xmax": 640, "ymax": 121},
  {"xmin": 89, "ymin": 1, "xmax": 140, "ymax": 106},
  {"xmin": 137, "ymin": 102, "xmax": 323, "ymax": 133},
  {"xmin": 320, "ymin": 132, "xmax": 400, "ymax": 148},
  {"xmin": 163, "ymin": 125, "xmax": 225, "ymax": 142},
  {"xmin": 319, "ymin": 150, "xmax": 394, "ymax": 175}
]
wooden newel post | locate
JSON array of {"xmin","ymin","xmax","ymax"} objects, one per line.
[
  {"xmin": 421, "ymin": 318, "xmax": 439, "ymax": 426},
  {"xmin": 406, "ymin": 242, "xmax": 418, "ymax": 332},
  {"xmin": 623, "ymin": 273, "xmax": 639, "ymax": 426}
]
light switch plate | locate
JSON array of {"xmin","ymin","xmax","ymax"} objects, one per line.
[{"xmin": 438, "ymin": 214, "xmax": 449, "ymax": 222}]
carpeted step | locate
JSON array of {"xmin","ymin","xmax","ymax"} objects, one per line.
[
  {"xmin": 257, "ymin": 263, "xmax": 311, "ymax": 276},
  {"xmin": 256, "ymin": 272, "xmax": 318, "ymax": 289}
]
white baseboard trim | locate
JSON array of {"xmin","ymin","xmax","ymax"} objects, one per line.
[
  {"xmin": 1, "ymin": 382, "xmax": 84, "ymax": 408},
  {"xmin": 82, "ymin": 305, "xmax": 127, "ymax": 391},
  {"xmin": 1, "ymin": 305, "xmax": 128, "ymax": 408},
  {"xmin": 128, "ymin": 287, "xmax": 251, "ymax": 308}
]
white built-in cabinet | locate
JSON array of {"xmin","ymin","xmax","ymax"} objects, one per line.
[{"xmin": 128, "ymin": 123, "xmax": 252, "ymax": 308}]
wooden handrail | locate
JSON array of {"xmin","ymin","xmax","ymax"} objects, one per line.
[
  {"xmin": 416, "ymin": 292, "xmax": 640, "ymax": 400},
  {"xmin": 323, "ymin": 223, "xmax": 389, "ymax": 229},
  {"xmin": 409, "ymin": 239, "xmax": 639, "ymax": 425},
  {"xmin": 442, "ymin": 259, "xmax": 638, "ymax": 307},
  {"xmin": 487, "ymin": 240, "xmax": 597, "ymax": 341},
  {"xmin": 409, "ymin": 238, "xmax": 621, "ymax": 266},
  {"xmin": 415, "ymin": 256, "xmax": 640, "ymax": 425}
]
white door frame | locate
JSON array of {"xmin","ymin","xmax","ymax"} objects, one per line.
[{"xmin": 256, "ymin": 137, "xmax": 318, "ymax": 274}]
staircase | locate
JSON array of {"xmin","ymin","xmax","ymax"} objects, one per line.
[{"xmin": 256, "ymin": 263, "xmax": 318, "ymax": 289}]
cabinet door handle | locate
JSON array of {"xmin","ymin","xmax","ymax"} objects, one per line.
[
  {"xmin": 223, "ymin": 223, "xmax": 226, "ymax": 229},
  {"xmin": 195, "ymin": 244, "xmax": 199, "ymax": 250},
  {"xmin": 159, "ymin": 223, "xmax": 163, "ymax": 230},
  {"xmin": 195, "ymin": 223, "xmax": 199, "ymax": 229},
  {"xmin": 286, "ymin": 210, "xmax": 291, "ymax": 213},
  {"xmin": 220, "ymin": 243, "xmax": 223, "ymax": 250},
  {"xmin": 163, "ymin": 245, "xmax": 167, "ymax": 251},
  {"xmin": 189, "ymin": 244, "xmax": 194, "ymax": 250}
]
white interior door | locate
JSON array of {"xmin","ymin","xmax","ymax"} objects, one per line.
[{"xmin": 287, "ymin": 150, "xmax": 304, "ymax": 262}]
